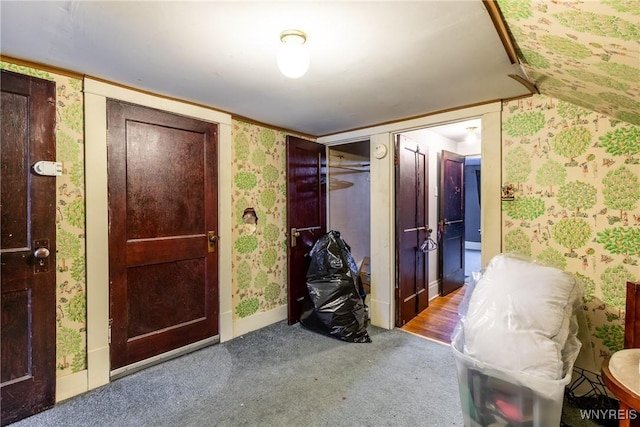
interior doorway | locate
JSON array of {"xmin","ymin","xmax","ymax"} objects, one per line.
[
  {"xmin": 318, "ymin": 103, "xmax": 502, "ymax": 332},
  {"xmin": 399, "ymin": 118, "xmax": 482, "ymax": 330},
  {"xmin": 325, "ymin": 119, "xmax": 483, "ymax": 330},
  {"xmin": 327, "ymin": 140, "xmax": 371, "ymax": 315},
  {"xmin": 464, "ymin": 155, "xmax": 482, "ymax": 285},
  {"xmin": 327, "ymin": 141, "xmax": 370, "ymax": 268}
]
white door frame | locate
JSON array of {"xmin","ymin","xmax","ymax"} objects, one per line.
[
  {"xmin": 318, "ymin": 102, "xmax": 502, "ymax": 329},
  {"xmin": 83, "ymin": 78, "xmax": 233, "ymax": 394}
]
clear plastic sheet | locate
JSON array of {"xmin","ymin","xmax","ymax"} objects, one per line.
[
  {"xmin": 452, "ymin": 253, "xmax": 583, "ymax": 426},
  {"xmin": 300, "ymin": 230, "xmax": 371, "ymax": 343}
]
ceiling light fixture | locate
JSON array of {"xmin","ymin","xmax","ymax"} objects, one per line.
[
  {"xmin": 277, "ymin": 29, "xmax": 310, "ymax": 79},
  {"xmin": 465, "ymin": 126, "xmax": 479, "ymax": 144}
]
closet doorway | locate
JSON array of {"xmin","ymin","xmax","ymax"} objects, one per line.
[{"xmin": 327, "ymin": 140, "xmax": 371, "ymax": 297}]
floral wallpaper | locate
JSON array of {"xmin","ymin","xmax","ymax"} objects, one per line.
[
  {"xmin": 5, "ymin": 0, "xmax": 636, "ymax": 381},
  {"xmin": 1, "ymin": 61, "xmax": 86, "ymax": 377},
  {"xmin": 231, "ymin": 120, "xmax": 298, "ymax": 318},
  {"xmin": 497, "ymin": 0, "xmax": 640, "ymax": 126},
  {"xmin": 501, "ymin": 94, "xmax": 640, "ymax": 372}
]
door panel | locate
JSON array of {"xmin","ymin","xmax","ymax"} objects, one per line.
[
  {"xmin": 107, "ymin": 100, "xmax": 218, "ymax": 370},
  {"xmin": 286, "ymin": 136, "xmax": 326, "ymax": 325},
  {"xmin": 1, "ymin": 70, "xmax": 57, "ymax": 425},
  {"xmin": 440, "ymin": 150, "xmax": 465, "ymax": 296},
  {"xmin": 395, "ymin": 135, "xmax": 429, "ymax": 327}
]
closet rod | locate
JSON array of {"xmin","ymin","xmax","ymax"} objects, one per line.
[{"xmin": 330, "ymin": 165, "xmax": 370, "ymax": 173}]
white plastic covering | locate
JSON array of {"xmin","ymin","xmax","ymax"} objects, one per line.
[
  {"xmin": 452, "ymin": 253, "xmax": 583, "ymax": 426},
  {"xmin": 461, "ymin": 253, "xmax": 582, "ymax": 380}
]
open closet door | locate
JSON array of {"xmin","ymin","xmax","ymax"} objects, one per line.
[
  {"xmin": 395, "ymin": 134, "xmax": 429, "ymax": 326},
  {"xmin": 286, "ymin": 136, "xmax": 327, "ymax": 324},
  {"xmin": 439, "ymin": 150, "xmax": 465, "ymax": 296}
]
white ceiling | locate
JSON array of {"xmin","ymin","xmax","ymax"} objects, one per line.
[{"xmin": 0, "ymin": 1, "xmax": 530, "ymax": 137}]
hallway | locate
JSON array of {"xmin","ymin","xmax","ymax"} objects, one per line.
[
  {"xmin": 400, "ymin": 286, "xmax": 464, "ymax": 344},
  {"xmin": 465, "ymin": 249, "xmax": 481, "ymax": 283},
  {"xmin": 401, "ymin": 249, "xmax": 479, "ymax": 344}
]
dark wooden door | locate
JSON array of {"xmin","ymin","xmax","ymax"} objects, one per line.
[
  {"xmin": 107, "ymin": 100, "xmax": 219, "ymax": 370},
  {"xmin": 1, "ymin": 70, "xmax": 57, "ymax": 425},
  {"xmin": 439, "ymin": 150, "xmax": 465, "ymax": 296},
  {"xmin": 395, "ymin": 135, "xmax": 429, "ymax": 327},
  {"xmin": 286, "ymin": 136, "xmax": 326, "ymax": 325}
]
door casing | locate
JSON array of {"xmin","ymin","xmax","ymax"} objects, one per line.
[
  {"xmin": 107, "ymin": 99, "xmax": 219, "ymax": 372},
  {"xmin": 83, "ymin": 78, "xmax": 234, "ymax": 392},
  {"xmin": 318, "ymin": 104, "xmax": 503, "ymax": 329}
]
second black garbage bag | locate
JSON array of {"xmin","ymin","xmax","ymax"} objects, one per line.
[{"xmin": 300, "ymin": 230, "xmax": 371, "ymax": 343}]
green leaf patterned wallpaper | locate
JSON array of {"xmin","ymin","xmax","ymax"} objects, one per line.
[
  {"xmin": 231, "ymin": 120, "xmax": 295, "ymax": 319},
  {"xmin": 502, "ymin": 94, "xmax": 640, "ymax": 371},
  {"xmin": 497, "ymin": 0, "xmax": 640, "ymax": 126},
  {"xmin": 1, "ymin": 61, "xmax": 86, "ymax": 377},
  {"xmin": 4, "ymin": 2, "xmax": 637, "ymax": 381}
]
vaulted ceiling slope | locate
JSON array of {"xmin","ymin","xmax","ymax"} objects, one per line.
[
  {"xmin": 496, "ymin": 0, "xmax": 640, "ymax": 126},
  {"xmin": 1, "ymin": 2, "xmax": 637, "ymax": 136},
  {"xmin": 0, "ymin": 1, "xmax": 531, "ymax": 136}
]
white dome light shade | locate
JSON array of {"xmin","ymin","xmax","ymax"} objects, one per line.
[{"xmin": 277, "ymin": 30, "xmax": 310, "ymax": 79}]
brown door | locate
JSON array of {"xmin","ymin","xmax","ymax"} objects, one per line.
[
  {"xmin": 107, "ymin": 100, "xmax": 219, "ymax": 370},
  {"xmin": 286, "ymin": 136, "xmax": 326, "ymax": 325},
  {"xmin": 439, "ymin": 150, "xmax": 465, "ymax": 296},
  {"xmin": 1, "ymin": 70, "xmax": 56, "ymax": 425},
  {"xmin": 395, "ymin": 134, "xmax": 429, "ymax": 326}
]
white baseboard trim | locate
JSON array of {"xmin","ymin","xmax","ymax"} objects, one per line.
[
  {"xmin": 56, "ymin": 370, "xmax": 88, "ymax": 403},
  {"xmin": 87, "ymin": 344, "xmax": 110, "ymax": 390},
  {"xmin": 465, "ymin": 241, "xmax": 481, "ymax": 251},
  {"xmin": 370, "ymin": 298, "xmax": 392, "ymax": 330},
  {"xmin": 219, "ymin": 309, "xmax": 233, "ymax": 343},
  {"xmin": 233, "ymin": 305, "xmax": 287, "ymax": 337},
  {"xmin": 429, "ymin": 280, "xmax": 441, "ymax": 300}
]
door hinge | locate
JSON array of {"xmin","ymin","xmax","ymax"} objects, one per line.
[{"xmin": 108, "ymin": 318, "xmax": 113, "ymax": 344}]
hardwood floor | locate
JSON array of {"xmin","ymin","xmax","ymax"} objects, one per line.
[{"xmin": 400, "ymin": 286, "xmax": 465, "ymax": 344}]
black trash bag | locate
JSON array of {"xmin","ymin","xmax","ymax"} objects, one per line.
[{"xmin": 300, "ymin": 230, "xmax": 371, "ymax": 343}]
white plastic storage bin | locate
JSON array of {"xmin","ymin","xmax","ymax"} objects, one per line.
[{"xmin": 452, "ymin": 334, "xmax": 572, "ymax": 427}]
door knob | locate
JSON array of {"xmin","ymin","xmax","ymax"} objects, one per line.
[
  {"xmin": 32, "ymin": 239, "xmax": 51, "ymax": 272},
  {"xmin": 34, "ymin": 247, "xmax": 50, "ymax": 267},
  {"xmin": 290, "ymin": 228, "xmax": 300, "ymax": 247},
  {"xmin": 290, "ymin": 226, "xmax": 320, "ymax": 247},
  {"xmin": 207, "ymin": 231, "xmax": 218, "ymax": 253},
  {"xmin": 34, "ymin": 247, "xmax": 50, "ymax": 259}
]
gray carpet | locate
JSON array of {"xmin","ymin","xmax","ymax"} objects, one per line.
[{"xmin": 13, "ymin": 322, "xmax": 464, "ymax": 427}]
